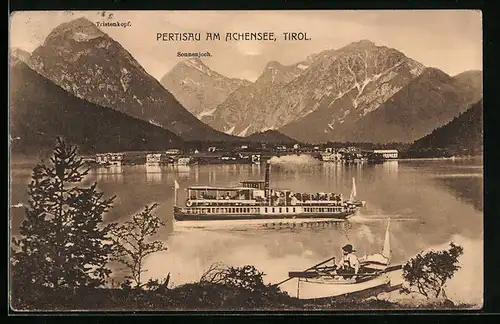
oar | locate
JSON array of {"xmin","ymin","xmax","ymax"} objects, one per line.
[
  {"xmin": 383, "ymin": 264, "xmax": 403, "ymax": 273},
  {"xmin": 272, "ymin": 256, "xmax": 336, "ymax": 287}
]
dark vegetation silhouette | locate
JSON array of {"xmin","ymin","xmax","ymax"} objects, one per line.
[
  {"xmin": 11, "ymin": 138, "xmax": 115, "ymax": 291},
  {"xmin": 403, "ymin": 99, "xmax": 483, "ymax": 158},
  {"xmin": 409, "ymin": 99, "xmax": 483, "ymax": 151},
  {"xmin": 10, "ymin": 137, "xmax": 116, "ymax": 309},
  {"xmin": 109, "ymin": 203, "xmax": 168, "ymax": 289},
  {"xmin": 401, "ymin": 243, "xmax": 464, "ymax": 299}
]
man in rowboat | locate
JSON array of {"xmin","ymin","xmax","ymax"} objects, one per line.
[{"xmin": 336, "ymin": 244, "xmax": 360, "ymax": 277}]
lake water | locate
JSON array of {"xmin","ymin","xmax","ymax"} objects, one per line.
[{"xmin": 9, "ymin": 156, "xmax": 483, "ymax": 306}]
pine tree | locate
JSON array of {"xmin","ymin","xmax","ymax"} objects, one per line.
[{"xmin": 11, "ymin": 137, "xmax": 116, "ymax": 294}]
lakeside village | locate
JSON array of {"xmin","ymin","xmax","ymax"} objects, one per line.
[{"xmin": 82, "ymin": 143, "xmax": 399, "ymax": 167}]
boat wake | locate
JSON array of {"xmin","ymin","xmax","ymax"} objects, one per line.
[
  {"xmin": 348, "ymin": 214, "xmax": 421, "ymax": 223},
  {"xmin": 173, "ymin": 217, "xmax": 348, "ymax": 232}
]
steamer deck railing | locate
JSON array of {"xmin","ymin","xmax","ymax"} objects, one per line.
[{"xmin": 173, "ymin": 162, "xmax": 361, "ymax": 221}]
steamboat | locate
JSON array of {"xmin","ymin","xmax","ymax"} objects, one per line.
[{"xmin": 173, "ymin": 162, "xmax": 363, "ymax": 221}]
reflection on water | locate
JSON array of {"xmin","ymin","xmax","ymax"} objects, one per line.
[
  {"xmin": 146, "ymin": 165, "xmax": 163, "ymax": 182},
  {"xmin": 208, "ymin": 168, "xmax": 215, "ymax": 183},
  {"xmin": 194, "ymin": 165, "xmax": 199, "ymax": 182},
  {"xmin": 173, "ymin": 165, "xmax": 191, "ymax": 180},
  {"xmin": 250, "ymin": 163, "xmax": 261, "ymax": 176},
  {"xmin": 9, "ymin": 158, "xmax": 483, "ymax": 305},
  {"xmin": 434, "ymin": 176, "xmax": 483, "ymax": 212},
  {"xmin": 382, "ymin": 160, "xmax": 399, "ymax": 178},
  {"xmin": 95, "ymin": 165, "xmax": 123, "ymax": 184}
]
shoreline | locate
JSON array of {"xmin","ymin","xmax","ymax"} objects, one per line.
[
  {"xmin": 397, "ymin": 155, "xmax": 482, "ymax": 162},
  {"xmin": 9, "ymin": 155, "xmax": 484, "ymax": 168}
]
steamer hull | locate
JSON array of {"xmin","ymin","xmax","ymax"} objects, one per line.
[
  {"xmin": 173, "ymin": 205, "xmax": 355, "ymax": 221},
  {"xmin": 172, "ymin": 162, "xmax": 363, "ymax": 222}
]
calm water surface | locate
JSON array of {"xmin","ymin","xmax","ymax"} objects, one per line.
[{"xmin": 9, "ymin": 157, "xmax": 483, "ymax": 304}]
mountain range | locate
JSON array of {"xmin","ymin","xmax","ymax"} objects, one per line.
[
  {"xmin": 10, "ymin": 17, "xmax": 483, "ymax": 151},
  {"xmin": 10, "ymin": 59, "xmax": 183, "ymax": 154},
  {"xmin": 286, "ymin": 67, "xmax": 481, "ymax": 144},
  {"xmin": 196, "ymin": 40, "xmax": 427, "ymax": 139},
  {"xmin": 160, "ymin": 58, "xmax": 251, "ymax": 119},
  {"xmin": 162, "ymin": 40, "xmax": 482, "ymax": 144},
  {"xmin": 25, "ymin": 17, "xmax": 235, "ymax": 142},
  {"xmin": 200, "ymin": 59, "xmax": 313, "ymax": 136}
]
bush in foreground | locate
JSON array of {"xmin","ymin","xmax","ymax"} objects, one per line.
[
  {"xmin": 10, "ymin": 137, "xmax": 116, "ymax": 308},
  {"xmin": 401, "ymin": 243, "xmax": 464, "ymax": 299}
]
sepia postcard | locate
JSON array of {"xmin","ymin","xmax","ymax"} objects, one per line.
[{"xmin": 9, "ymin": 10, "xmax": 483, "ymax": 312}]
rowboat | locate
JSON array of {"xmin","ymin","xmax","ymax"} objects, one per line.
[{"xmin": 278, "ymin": 219, "xmax": 403, "ymax": 299}]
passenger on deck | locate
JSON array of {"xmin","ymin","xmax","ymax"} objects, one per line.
[
  {"xmin": 225, "ymin": 192, "xmax": 231, "ymax": 200},
  {"xmin": 337, "ymin": 244, "xmax": 360, "ymax": 276}
]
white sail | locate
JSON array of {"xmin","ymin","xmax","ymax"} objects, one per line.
[
  {"xmin": 174, "ymin": 180, "xmax": 179, "ymax": 206},
  {"xmin": 349, "ymin": 177, "xmax": 357, "ymax": 201},
  {"xmin": 382, "ymin": 218, "xmax": 391, "ymax": 260}
]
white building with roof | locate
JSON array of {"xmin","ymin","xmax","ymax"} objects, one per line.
[{"xmin": 372, "ymin": 149, "xmax": 399, "ymax": 159}]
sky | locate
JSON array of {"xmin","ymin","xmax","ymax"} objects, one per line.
[{"xmin": 10, "ymin": 10, "xmax": 482, "ymax": 82}]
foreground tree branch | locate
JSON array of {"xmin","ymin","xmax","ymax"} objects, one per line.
[{"xmin": 109, "ymin": 203, "xmax": 168, "ymax": 288}]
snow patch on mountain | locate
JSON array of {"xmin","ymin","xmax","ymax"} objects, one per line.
[
  {"xmin": 224, "ymin": 125, "xmax": 236, "ymax": 135},
  {"xmin": 185, "ymin": 59, "xmax": 212, "ymax": 76},
  {"xmin": 132, "ymin": 95, "xmax": 143, "ymax": 106},
  {"xmin": 197, "ymin": 107, "xmax": 218, "ymax": 119},
  {"xmin": 120, "ymin": 67, "xmax": 132, "ymax": 92},
  {"xmin": 181, "ymin": 77, "xmax": 202, "ymax": 86},
  {"xmin": 237, "ymin": 125, "xmax": 251, "ymax": 137},
  {"xmin": 297, "ymin": 64, "xmax": 309, "ymax": 70},
  {"xmin": 410, "ymin": 67, "xmax": 421, "ymax": 76},
  {"xmin": 260, "ymin": 126, "xmax": 276, "ymax": 132},
  {"xmin": 269, "ymin": 68, "xmax": 278, "ymax": 83},
  {"xmin": 149, "ymin": 119, "xmax": 161, "ymax": 127},
  {"xmin": 73, "ymin": 31, "xmax": 102, "ymax": 42}
]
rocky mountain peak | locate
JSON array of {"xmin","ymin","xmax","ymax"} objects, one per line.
[
  {"xmin": 44, "ymin": 17, "xmax": 105, "ymax": 45},
  {"xmin": 179, "ymin": 58, "xmax": 214, "ymax": 76},
  {"xmin": 29, "ymin": 17, "xmax": 235, "ymax": 141},
  {"xmin": 10, "ymin": 48, "xmax": 31, "ymax": 66},
  {"xmin": 335, "ymin": 40, "xmax": 385, "ymax": 58},
  {"xmin": 255, "ymin": 60, "xmax": 302, "ymax": 85},
  {"xmin": 185, "ymin": 57, "xmax": 204, "ymax": 65},
  {"xmin": 264, "ymin": 60, "xmax": 284, "ymax": 69},
  {"xmin": 161, "ymin": 56, "xmax": 251, "ymax": 120},
  {"xmin": 419, "ymin": 67, "xmax": 453, "ymax": 83},
  {"xmin": 354, "ymin": 39, "xmax": 376, "ymax": 47},
  {"xmin": 341, "ymin": 39, "xmax": 377, "ymax": 51}
]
